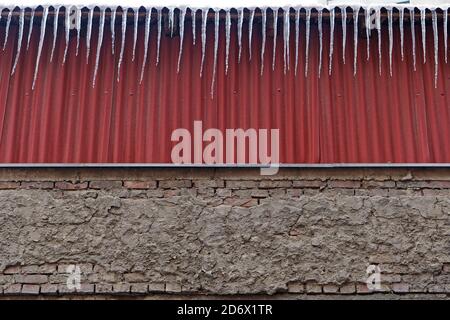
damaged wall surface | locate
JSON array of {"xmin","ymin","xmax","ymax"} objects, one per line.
[{"xmin": 0, "ymin": 168, "xmax": 449, "ymax": 298}]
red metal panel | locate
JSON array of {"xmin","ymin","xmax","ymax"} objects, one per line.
[{"xmin": 0, "ymin": 13, "xmax": 449, "ymax": 164}]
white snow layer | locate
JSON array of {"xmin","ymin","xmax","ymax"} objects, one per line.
[{"xmin": 2, "ymin": 2, "xmax": 450, "ymax": 93}]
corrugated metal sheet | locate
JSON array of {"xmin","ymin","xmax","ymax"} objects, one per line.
[{"xmin": 0, "ymin": 10, "xmax": 449, "ymax": 164}]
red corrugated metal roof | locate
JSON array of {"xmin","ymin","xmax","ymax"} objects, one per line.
[{"xmin": 0, "ymin": 9, "xmax": 449, "ymax": 164}]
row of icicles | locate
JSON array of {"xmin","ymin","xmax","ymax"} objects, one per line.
[{"xmin": 1, "ymin": 6, "xmax": 448, "ymax": 93}]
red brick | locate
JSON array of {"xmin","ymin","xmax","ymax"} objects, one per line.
[
  {"xmin": 21, "ymin": 182, "xmax": 54, "ymax": 189},
  {"xmin": 124, "ymin": 181, "xmax": 156, "ymax": 189},
  {"xmin": 362, "ymin": 181, "xmax": 396, "ymax": 188},
  {"xmin": 192, "ymin": 179, "xmax": 225, "ymax": 188},
  {"xmin": 226, "ymin": 180, "xmax": 258, "ymax": 189},
  {"xmin": 55, "ymin": 182, "xmax": 88, "ymax": 190},
  {"xmin": 0, "ymin": 182, "xmax": 19, "ymax": 189},
  {"xmin": 323, "ymin": 284, "xmax": 339, "ymax": 293},
  {"xmin": 89, "ymin": 181, "xmax": 123, "ymax": 189},
  {"xmin": 356, "ymin": 283, "xmax": 371, "ymax": 294}
]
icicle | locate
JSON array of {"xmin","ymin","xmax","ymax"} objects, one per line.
[
  {"xmin": 376, "ymin": 8, "xmax": 381, "ymax": 75},
  {"xmin": 11, "ymin": 9, "xmax": 25, "ymax": 75},
  {"xmin": 399, "ymin": 7, "xmax": 404, "ymax": 61},
  {"xmin": 3, "ymin": 10, "xmax": 12, "ymax": 50},
  {"xmin": 249, "ymin": 9, "xmax": 255, "ymax": 61},
  {"xmin": 75, "ymin": 7, "xmax": 81, "ymax": 56},
  {"xmin": 50, "ymin": 6, "xmax": 60, "ymax": 62},
  {"xmin": 86, "ymin": 7, "xmax": 94, "ymax": 61},
  {"xmin": 92, "ymin": 9, "xmax": 106, "ymax": 87},
  {"xmin": 26, "ymin": 9, "xmax": 35, "ymax": 51},
  {"xmin": 294, "ymin": 8, "xmax": 300, "ymax": 75},
  {"xmin": 365, "ymin": 8, "xmax": 370, "ymax": 61},
  {"xmin": 342, "ymin": 7, "xmax": 347, "ymax": 64},
  {"xmin": 132, "ymin": 8, "xmax": 139, "ymax": 62},
  {"xmin": 353, "ymin": 7, "xmax": 359, "ymax": 76},
  {"xmin": 169, "ymin": 7, "xmax": 175, "ymax": 37},
  {"xmin": 305, "ymin": 8, "xmax": 311, "ymax": 77},
  {"xmin": 63, "ymin": 7, "xmax": 70, "ymax": 64},
  {"xmin": 177, "ymin": 8, "xmax": 186, "ymax": 73},
  {"xmin": 329, "ymin": 8, "xmax": 335, "ymax": 75},
  {"xmin": 200, "ymin": 9, "xmax": 207, "ymax": 76},
  {"xmin": 283, "ymin": 8, "xmax": 290, "ymax": 74},
  {"xmin": 238, "ymin": 8, "xmax": 244, "ymax": 63},
  {"xmin": 192, "ymin": 9, "xmax": 196, "ymax": 45},
  {"xmin": 388, "ymin": 8, "xmax": 393, "ymax": 76},
  {"xmin": 117, "ymin": 7, "xmax": 127, "ymax": 82},
  {"xmin": 156, "ymin": 9, "xmax": 162, "ymax": 66},
  {"xmin": 432, "ymin": 10, "xmax": 438, "ymax": 87},
  {"xmin": 32, "ymin": 6, "xmax": 49, "ymax": 90},
  {"xmin": 111, "ymin": 7, "xmax": 117, "ymax": 55},
  {"xmin": 225, "ymin": 10, "xmax": 231, "ymax": 75},
  {"xmin": 210, "ymin": 11, "xmax": 220, "ymax": 98},
  {"xmin": 410, "ymin": 9, "xmax": 416, "ymax": 71},
  {"xmin": 421, "ymin": 8, "xmax": 426, "ymax": 63},
  {"xmin": 318, "ymin": 9, "xmax": 323, "ymax": 77},
  {"xmin": 261, "ymin": 8, "xmax": 267, "ymax": 75},
  {"xmin": 445, "ymin": 9, "xmax": 448, "ymax": 64},
  {"xmin": 272, "ymin": 8, "xmax": 279, "ymax": 71},
  {"xmin": 140, "ymin": 8, "xmax": 151, "ymax": 83}
]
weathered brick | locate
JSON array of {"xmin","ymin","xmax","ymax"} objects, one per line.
[
  {"xmin": 95, "ymin": 284, "xmax": 113, "ymax": 293},
  {"xmin": 356, "ymin": 283, "xmax": 371, "ymax": 294},
  {"xmin": 0, "ymin": 275, "xmax": 12, "ymax": 285},
  {"xmin": 226, "ymin": 180, "xmax": 258, "ymax": 189},
  {"xmin": 78, "ymin": 284, "xmax": 95, "ymax": 294},
  {"xmin": 89, "ymin": 180, "xmax": 123, "ymax": 189},
  {"xmin": 21, "ymin": 181, "xmax": 54, "ymax": 189},
  {"xmin": 305, "ymin": 283, "xmax": 322, "ymax": 294},
  {"xmin": 251, "ymin": 189, "xmax": 269, "ymax": 198},
  {"xmin": 21, "ymin": 284, "xmax": 40, "ymax": 295},
  {"xmin": 292, "ymin": 180, "xmax": 324, "ymax": 188},
  {"xmin": 14, "ymin": 274, "xmax": 48, "ymax": 284},
  {"xmin": 322, "ymin": 284, "xmax": 339, "ymax": 294},
  {"xmin": 55, "ymin": 182, "xmax": 88, "ymax": 190},
  {"xmin": 124, "ymin": 273, "xmax": 146, "ymax": 283},
  {"xmin": 0, "ymin": 182, "xmax": 19, "ymax": 189},
  {"xmin": 113, "ymin": 283, "xmax": 131, "ymax": 293},
  {"xmin": 339, "ymin": 284, "xmax": 356, "ymax": 294},
  {"xmin": 192, "ymin": 179, "xmax": 224, "ymax": 188},
  {"xmin": 148, "ymin": 283, "xmax": 165, "ymax": 293},
  {"xmin": 216, "ymin": 188, "xmax": 232, "ymax": 197},
  {"xmin": 223, "ymin": 197, "xmax": 258, "ymax": 208},
  {"xmin": 287, "ymin": 282, "xmax": 304, "ymax": 293},
  {"xmin": 328, "ymin": 180, "xmax": 361, "ymax": 188},
  {"xmin": 131, "ymin": 283, "xmax": 148, "ymax": 294},
  {"xmin": 4, "ymin": 284, "xmax": 22, "ymax": 294},
  {"xmin": 362, "ymin": 181, "xmax": 396, "ymax": 188},
  {"xmin": 259, "ymin": 180, "xmax": 292, "ymax": 189},
  {"xmin": 397, "ymin": 180, "xmax": 450, "ymax": 189},
  {"xmin": 286, "ymin": 189, "xmax": 303, "ymax": 197},
  {"xmin": 158, "ymin": 180, "xmax": 192, "ymax": 189},
  {"xmin": 3, "ymin": 265, "xmax": 21, "ymax": 274},
  {"xmin": 165, "ymin": 283, "xmax": 182, "ymax": 293},
  {"xmin": 124, "ymin": 181, "xmax": 156, "ymax": 189},
  {"xmin": 39, "ymin": 264, "xmax": 58, "ymax": 274},
  {"xmin": 392, "ymin": 283, "xmax": 410, "ymax": 293},
  {"xmin": 40, "ymin": 284, "xmax": 58, "ymax": 294}
]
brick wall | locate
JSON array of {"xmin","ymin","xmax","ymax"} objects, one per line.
[{"xmin": 0, "ymin": 168, "xmax": 449, "ymax": 299}]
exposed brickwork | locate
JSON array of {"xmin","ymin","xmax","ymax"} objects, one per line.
[{"xmin": 0, "ymin": 168, "xmax": 449, "ymax": 298}]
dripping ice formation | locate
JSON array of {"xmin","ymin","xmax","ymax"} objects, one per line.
[{"xmin": 1, "ymin": 3, "xmax": 449, "ymax": 93}]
